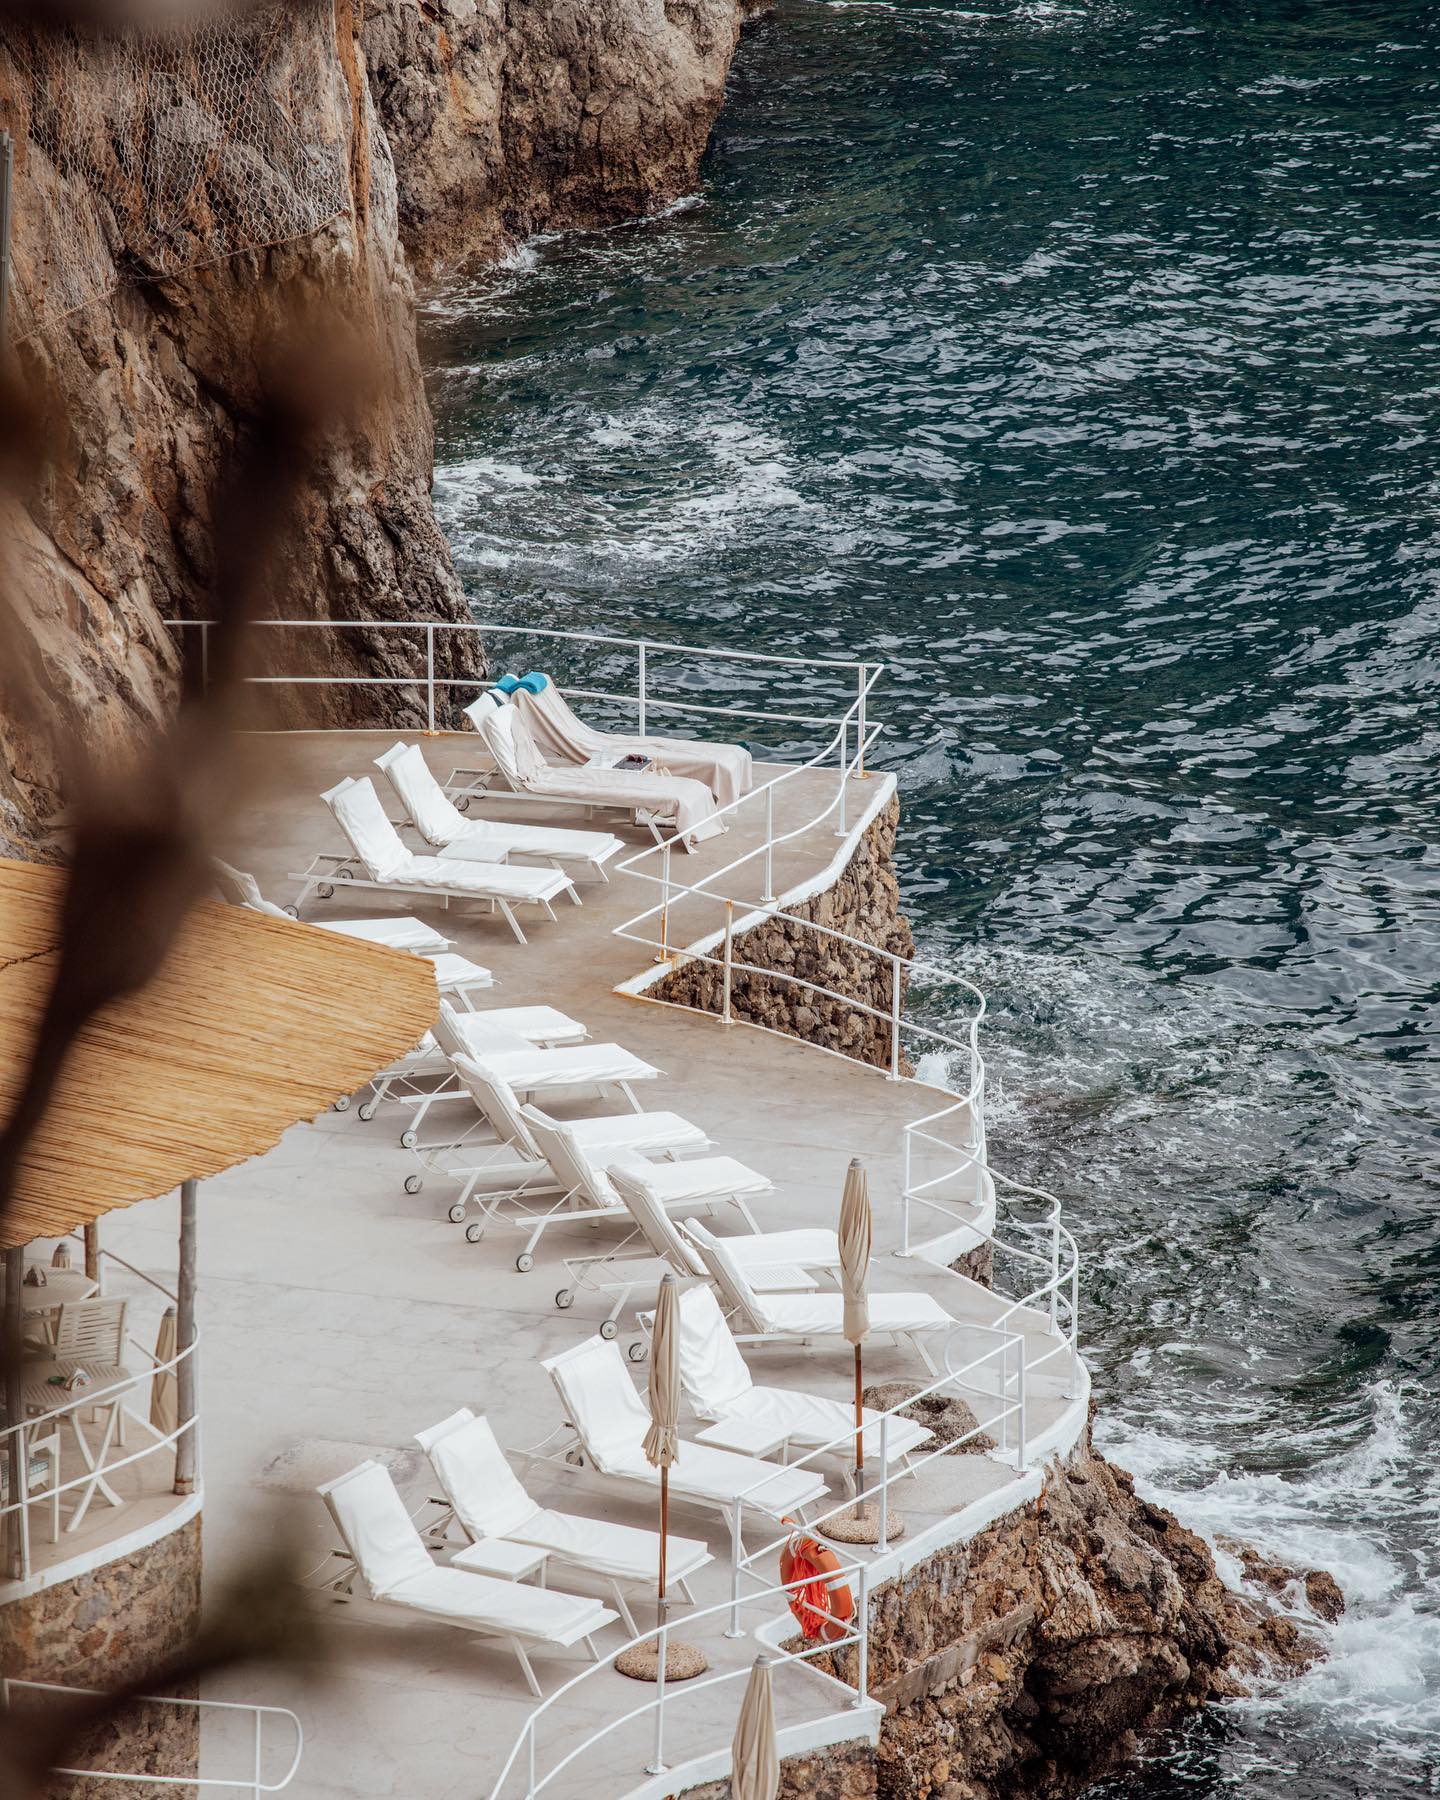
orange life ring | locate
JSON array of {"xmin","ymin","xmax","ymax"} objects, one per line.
[{"xmin": 779, "ymin": 1523, "xmax": 855, "ymax": 1643}]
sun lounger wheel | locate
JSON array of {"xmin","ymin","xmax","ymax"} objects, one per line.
[
  {"xmin": 332, "ymin": 1095, "xmax": 351, "ymax": 1113},
  {"xmin": 465, "ymin": 1222, "xmax": 484, "ymax": 1244},
  {"xmin": 357, "ymin": 1101, "xmax": 377, "ymax": 1122},
  {"xmin": 456, "ymin": 796, "xmax": 471, "ymax": 813},
  {"xmin": 400, "ymin": 1130, "xmax": 418, "ymax": 1150},
  {"xmin": 599, "ymin": 1319, "xmax": 617, "ymax": 1340},
  {"xmin": 404, "ymin": 1175, "xmax": 423, "ymax": 1195},
  {"xmin": 448, "ymin": 1202, "xmax": 467, "ymax": 1224},
  {"xmin": 555, "ymin": 1289, "xmax": 574, "ymax": 1310},
  {"xmin": 317, "ymin": 883, "xmax": 334, "ymax": 899},
  {"xmin": 627, "ymin": 1341, "xmax": 648, "ymax": 1364},
  {"xmin": 515, "ymin": 1253, "xmax": 534, "ymax": 1273},
  {"xmin": 283, "ymin": 905, "xmax": 299, "ymax": 918}
]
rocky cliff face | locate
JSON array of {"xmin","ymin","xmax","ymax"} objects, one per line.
[
  {"xmin": 361, "ymin": 0, "xmax": 759, "ymax": 275},
  {"xmin": 0, "ymin": 0, "xmax": 759, "ymax": 855},
  {"xmin": 0, "ymin": 3, "xmax": 477, "ymax": 855}
]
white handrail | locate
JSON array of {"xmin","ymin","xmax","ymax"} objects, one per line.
[
  {"xmin": 0, "ymin": 1680, "xmax": 303, "ymax": 1794},
  {"xmin": 486, "ymin": 1562, "xmax": 873, "ymax": 1800},
  {"xmin": 162, "ymin": 618, "xmax": 875, "ymax": 739}
]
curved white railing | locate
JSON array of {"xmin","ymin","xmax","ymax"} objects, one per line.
[
  {"xmin": 0, "ymin": 1680, "xmax": 303, "ymax": 1794},
  {"xmin": 486, "ymin": 1551, "xmax": 874, "ymax": 1800},
  {"xmin": 0, "ymin": 1245, "xmax": 200, "ymax": 1588}
]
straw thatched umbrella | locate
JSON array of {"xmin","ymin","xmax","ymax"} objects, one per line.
[
  {"xmin": 615, "ymin": 1272, "xmax": 709, "ymax": 1682},
  {"xmin": 731, "ymin": 1653, "xmax": 780, "ymax": 1800},
  {"xmin": 149, "ymin": 1305, "xmax": 178, "ymax": 1438},
  {"xmin": 827, "ymin": 1157, "xmax": 901, "ymax": 1545}
]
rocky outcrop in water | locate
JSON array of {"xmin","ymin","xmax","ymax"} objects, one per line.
[
  {"xmin": 361, "ymin": 0, "xmax": 762, "ymax": 274},
  {"xmin": 862, "ymin": 1439, "xmax": 1335, "ymax": 1799}
]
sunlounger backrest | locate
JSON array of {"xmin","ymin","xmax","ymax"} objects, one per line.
[
  {"xmin": 543, "ymin": 1336, "xmax": 651, "ymax": 1472},
  {"xmin": 676, "ymin": 1283, "xmax": 755, "ymax": 1413},
  {"xmin": 322, "ymin": 778, "xmax": 408, "ymax": 881},
  {"xmin": 376, "ymin": 743, "xmax": 468, "ymax": 846},
  {"xmin": 415, "ymin": 1408, "xmax": 540, "ymax": 1539},
  {"xmin": 683, "ymin": 1220, "xmax": 763, "ymax": 1329},
  {"xmin": 319, "ymin": 1460, "xmax": 433, "ymax": 1598},
  {"xmin": 606, "ymin": 1160, "xmax": 705, "ymax": 1275},
  {"xmin": 520, "ymin": 1106, "xmax": 619, "ymax": 1209},
  {"xmin": 449, "ymin": 1055, "xmax": 542, "ymax": 1157}
]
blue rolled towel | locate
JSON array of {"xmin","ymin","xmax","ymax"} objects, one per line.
[
  {"xmin": 518, "ymin": 671, "xmax": 549, "ymax": 693},
  {"xmin": 493, "ymin": 673, "xmax": 522, "ymax": 695}
]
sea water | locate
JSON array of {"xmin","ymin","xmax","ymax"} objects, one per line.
[{"xmin": 421, "ymin": 2, "xmax": 1440, "ymax": 1791}]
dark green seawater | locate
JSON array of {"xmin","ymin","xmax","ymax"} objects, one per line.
[{"xmin": 421, "ymin": 3, "xmax": 1440, "ymax": 1792}]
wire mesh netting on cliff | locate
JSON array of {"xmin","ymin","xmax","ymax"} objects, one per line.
[{"xmin": 2, "ymin": 4, "xmax": 350, "ymax": 340}]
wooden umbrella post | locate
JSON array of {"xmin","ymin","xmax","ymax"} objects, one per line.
[{"xmin": 854, "ymin": 1341, "xmax": 865, "ymax": 1516}]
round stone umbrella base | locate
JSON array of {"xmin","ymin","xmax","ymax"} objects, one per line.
[
  {"xmin": 614, "ymin": 1640, "xmax": 710, "ymax": 1683},
  {"xmin": 821, "ymin": 1504, "xmax": 906, "ymax": 1545}
]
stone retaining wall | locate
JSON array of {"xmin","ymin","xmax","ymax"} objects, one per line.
[
  {"xmin": 654, "ymin": 793, "xmax": 915, "ymax": 1072},
  {"xmin": 680, "ymin": 1734, "xmax": 878, "ymax": 1799},
  {"xmin": 0, "ymin": 1516, "xmax": 202, "ymax": 1798}
]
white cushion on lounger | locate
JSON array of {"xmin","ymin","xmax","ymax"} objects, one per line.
[
  {"xmin": 329, "ymin": 778, "xmax": 411, "ymax": 880},
  {"xmin": 544, "ymin": 1337, "xmax": 825, "ymax": 1521},
  {"xmin": 377, "ymin": 742, "xmax": 623, "ymax": 862},
  {"xmin": 319, "ymin": 1459, "xmax": 609, "ymax": 1644},
  {"xmin": 451, "ymin": 1058, "xmax": 704, "ymax": 1162},
  {"xmin": 417, "ymin": 1410, "xmax": 708, "ymax": 1584},
  {"xmin": 677, "ymin": 1286, "xmax": 932, "ymax": 1462},
  {"xmin": 317, "ymin": 918, "xmax": 452, "ymax": 953},
  {"xmin": 383, "ymin": 1565, "xmax": 609, "ymax": 1642},
  {"xmin": 383, "ymin": 851, "xmax": 572, "ymax": 901},
  {"xmin": 606, "ymin": 1150, "xmax": 771, "ymax": 1208},
  {"xmin": 475, "ymin": 1044, "xmax": 660, "ymax": 1093}
]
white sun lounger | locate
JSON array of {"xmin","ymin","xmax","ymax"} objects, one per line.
[
  {"xmin": 315, "ymin": 1459, "xmax": 617, "ymax": 1698},
  {"xmin": 410, "ymin": 1053, "xmax": 710, "ymax": 1231},
  {"xmin": 213, "ymin": 860, "xmax": 459, "ymax": 957},
  {"xmin": 453, "ymin": 695, "xmax": 723, "ymax": 850},
  {"xmin": 291, "ymin": 777, "xmax": 580, "ymax": 944},
  {"xmin": 512, "ymin": 675, "xmax": 753, "ymax": 809},
  {"xmin": 673, "ymin": 1284, "xmax": 934, "ymax": 1466},
  {"xmin": 522, "ymin": 1106, "xmax": 769, "ymax": 1234},
  {"xmin": 415, "ymin": 1408, "xmax": 712, "ymax": 1636},
  {"xmin": 557, "ymin": 1154, "xmax": 839, "ymax": 1341},
  {"xmin": 359, "ymin": 1001, "xmax": 588, "ymax": 1129},
  {"xmin": 687, "ymin": 1219, "xmax": 958, "ymax": 1374},
  {"xmin": 540, "ymin": 1336, "xmax": 827, "ymax": 1525},
  {"xmin": 375, "ymin": 741, "xmax": 625, "ymax": 881}
]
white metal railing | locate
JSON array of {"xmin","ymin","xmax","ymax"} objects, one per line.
[
  {"xmin": 0, "ymin": 1246, "xmax": 199, "ymax": 1586},
  {"xmin": 0, "ymin": 1681, "xmax": 302, "ymax": 1794},
  {"xmin": 486, "ymin": 1562, "xmax": 873, "ymax": 1800},
  {"xmin": 164, "ymin": 617, "xmax": 875, "ymax": 748}
]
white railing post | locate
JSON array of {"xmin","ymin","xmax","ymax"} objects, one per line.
[
  {"xmin": 199, "ymin": 620, "xmax": 210, "ymax": 696},
  {"xmin": 252, "ymin": 1703, "xmax": 262, "ymax": 1799},
  {"xmin": 425, "ymin": 624, "xmax": 436, "ymax": 733},
  {"xmin": 638, "ymin": 642, "xmax": 648, "ymax": 737},
  {"xmin": 857, "ymin": 664, "xmax": 868, "ymax": 779},
  {"xmin": 900, "ymin": 1130, "xmax": 913, "ymax": 1256},
  {"xmin": 888, "ymin": 953, "xmax": 902, "ymax": 1081},
  {"xmin": 655, "ymin": 844, "xmax": 672, "ymax": 964},
  {"xmin": 1016, "ymin": 1346, "xmax": 1028, "ymax": 1472},
  {"xmin": 721, "ymin": 902, "xmax": 734, "ymax": 1025},
  {"xmin": 853, "ymin": 1564, "xmax": 869, "ymax": 1706},
  {"xmin": 835, "ymin": 716, "xmax": 848, "ymax": 836},
  {"xmin": 1049, "ymin": 1214, "xmax": 1060, "ymax": 1330},
  {"xmin": 763, "ymin": 782, "xmax": 775, "ymax": 903},
  {"xmin": 648, "ymin": 1621, "xmax": 669, "ymax": 1775},
  {"xmin": 876, "ymin": 1413, "xmax": 891, "ymax": 1553},
  {"xmin": 526, "ymin": 1718, "xmax": 537, "ymax": 1798},
  {"xmin": 727, "ymin": 1500, "xmax": 745, "ymax": 1636}
]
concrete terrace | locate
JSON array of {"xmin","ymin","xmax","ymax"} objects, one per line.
[{"xmin": 85, "ymin": 730, "xmax": 1087, "ymax": 1798}]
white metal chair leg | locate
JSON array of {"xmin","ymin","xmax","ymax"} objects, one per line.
[
  {"xmin": 609, "ymin": 1582, "xmax": 638, "ymax": 1636},
  {"xmin": 511, "ymin": 1641, "xmax": 543, "ymax": 1701},
  {"xmin": 497, "ymin": 900, "xmax": 528, "ymax": 945}
]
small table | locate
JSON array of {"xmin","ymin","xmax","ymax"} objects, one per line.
[
  {"xmin": 452, "ymin": 1539, "xmax": 549, "ymax": 1584},
  {"xmin": 22, "ymin": 1358, "xmax": 130, "ymax": 1530},
  {"xmin": 694, "ymin": 1416, "xmax": 790, "ymax": 1459},
  {"xmin": 20, "ymin": 1267, "xmax": 98, "ymax": 1315},
  {"xmin": 583, "ymin": 750, "xmax": 653, "ymax": 773}
]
